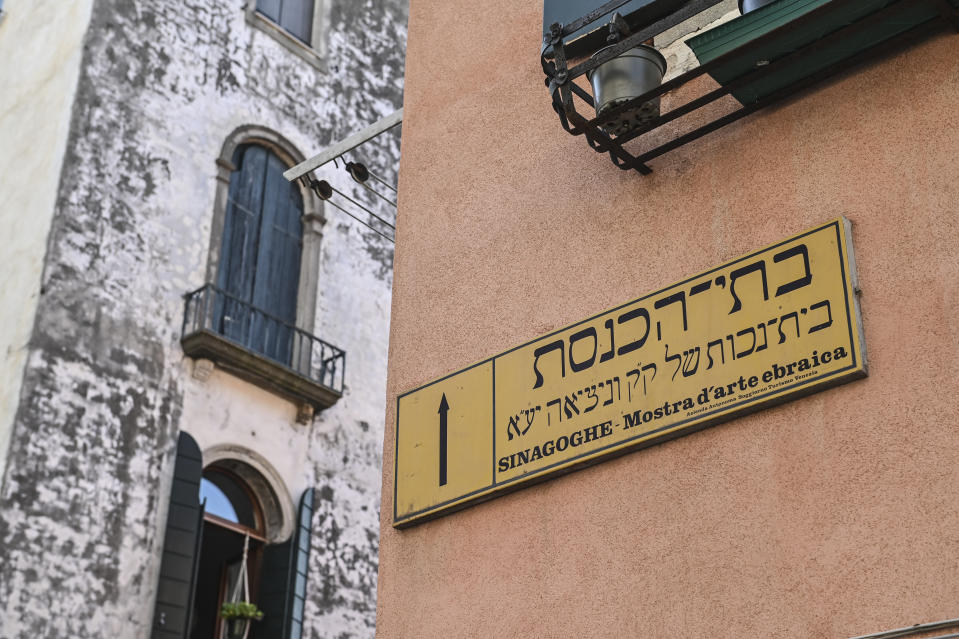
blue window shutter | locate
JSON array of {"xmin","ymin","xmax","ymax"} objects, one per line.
[
  {"xmin": 250, "ymin": 151, "xmax": 303, "ymax": 363},
  {"xmin": 219, "ymin": 144, "xmax": 269, "ymax": 301},
  {"xmin": 255, "ymin": 488, "xmax": 314, "ymax": 639},
  {"xmin": 216, "ymin": 145, "xmax": 302, "ymax": 364},
  {"xmin": 152, "ymin": 433, "xmax": 204, "ymax": 639},
  {"xmin": 218, "ymin": 145, "xmax": 269, "ymax": 345},
  {"xmin": 251, "ymin": 152, "xmax": 302, "ymax": 323}
]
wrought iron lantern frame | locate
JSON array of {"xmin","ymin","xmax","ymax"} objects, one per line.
[{"xmin": 542, "ymin": 0, "xmax": 959, "ymax": 175}]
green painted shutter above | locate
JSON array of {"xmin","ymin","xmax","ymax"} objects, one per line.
[
  {"xmin": 152, "ymin": 433, "xmax": 204, "ymax": 639},
  {"xmin": 544, "ymin": 0, "xmax": 652, "ymax": 36}
]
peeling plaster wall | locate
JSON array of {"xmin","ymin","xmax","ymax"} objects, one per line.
[
  {"xmin": 0, "ymin": 0, "xmax": 406, "ymax": 637},
  {"xmin": 0, "ymin": 0, "xmax": 95, "ymax": 492}
]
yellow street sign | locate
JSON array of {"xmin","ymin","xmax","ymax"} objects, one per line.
[
  {"xmin": 394, "ymin": 362, "xmax": 494, "ymax": 519},
  {"xmin": 394, "ymin": 218, "xmax": 866, "ymax": 527}
]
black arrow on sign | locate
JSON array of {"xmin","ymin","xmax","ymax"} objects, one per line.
[{"xmin": 438, "ymin": 393, "xmax": 449, "ymax": 486}]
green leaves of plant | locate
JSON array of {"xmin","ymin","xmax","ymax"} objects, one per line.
[{"xmin": 219, "ymin": 601, "xmax": 265, "ymax": 621}]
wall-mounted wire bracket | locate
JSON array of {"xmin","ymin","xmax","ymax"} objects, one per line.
[{"xmin": 285, "ymin": 110, "xmax": 402, "ymax": 241}]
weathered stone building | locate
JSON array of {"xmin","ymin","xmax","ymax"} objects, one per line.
[{"xmin": 0, "ymin": 0, "xmax": 406, "ymax": 636}]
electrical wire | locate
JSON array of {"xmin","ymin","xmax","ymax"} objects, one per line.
[
  {"xmin": 354, "ymin": 179, "xmax": 397, "ymax": 208},
  {"xmin": 323, "ymin": 198, "xmax": 395, "ymax": 243},
  {"xmin": 367, "ymin": 170, "xmax": 397, "ymax": 193},
  {"xmin": 329, "ymin": 185, "xmax": 395, "ymax": 230},
  {"xmin": 299, "ymin": 176, "xmax": 395, "ymax": 242}
]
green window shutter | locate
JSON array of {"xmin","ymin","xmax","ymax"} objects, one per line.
[
  {"xmin": 543, "ymin": 1, "xmax": 689, "ymax": 58},
  {"xmin": 255, "ymin": 488, "xmax": 315, "ymax": 639},
  {"xmin": 152, "ymin": 433, "xmax": 204, "ymax": 639},
  {"xmin": 543, "ymin": 0, "xmax": 651, "ymax": 35}
]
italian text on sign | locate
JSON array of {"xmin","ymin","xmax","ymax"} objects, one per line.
[{"xmin": 394, "ymin": 219, "xmax": 866, "ymax": 527}]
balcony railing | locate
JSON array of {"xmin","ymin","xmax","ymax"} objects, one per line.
[{"xmin": 181, "ymin": 284, "xmax": 345, "ymax": 409}]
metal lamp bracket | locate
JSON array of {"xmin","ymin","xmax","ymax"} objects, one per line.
[{"xmin": 540, "ymin": 0, "xmax": 959, "ymax": 176}]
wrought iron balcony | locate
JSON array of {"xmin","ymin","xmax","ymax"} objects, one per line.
[{"xmin": 181, "ymin": 284, "xmax": 345, "ymax": 410}]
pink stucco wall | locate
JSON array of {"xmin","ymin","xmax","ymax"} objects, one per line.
[{"xmin": 378, "ymin": 1, "xmax": 959, "ymax": 637}]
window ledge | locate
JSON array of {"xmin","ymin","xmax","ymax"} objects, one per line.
[
  {"xmin": 245, "ymin": 9, "xmax": 327, "ymax": 72},
  {"xmin": 182, "ymin": 329, "xmax": 342, "ymax": 410}
]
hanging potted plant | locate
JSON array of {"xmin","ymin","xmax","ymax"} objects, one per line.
[
  {"xmin": 218, "ymin": 534, "xmax": 262, "ymax": 639},
  {"xmin": 220, "ymin": 601, "xmax": 264, "ymax": 639}
]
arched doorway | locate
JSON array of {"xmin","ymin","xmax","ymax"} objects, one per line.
[
  {"xmin": 151, "ymin": 434, "xmax": 315, "ymax": 639},
  {"xmin": 191, "ymin": 465, "xmax": 268, "ymax": 639}
]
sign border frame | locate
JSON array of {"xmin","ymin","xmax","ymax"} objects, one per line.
[{"xmin": 393, "ymin": 217, "xmax": 867, "ymax": 528}]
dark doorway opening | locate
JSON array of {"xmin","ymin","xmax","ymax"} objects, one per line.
[{"xmin": 189, "ymin": 468, "xmax": 267, "ymax": 639}]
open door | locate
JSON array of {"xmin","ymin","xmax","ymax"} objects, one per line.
[
  {"xmin": 256, "ymin": 488, "xmax": 315, "ymax": 639},
  {"xmin": 152, "ymin": 432, "xmax": 205, "ymax": 639}
]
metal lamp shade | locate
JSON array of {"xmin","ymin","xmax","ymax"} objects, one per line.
[
  {"xmin": 739, "ymin": 0, "xmax": 780, "ymax": 13},
  {"xmin": 587, "ymin": 45, "xmax": 667, "ymax": 137}
]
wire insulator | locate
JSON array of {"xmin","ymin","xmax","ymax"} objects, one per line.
[
  {"xmin": 310, "ymin": 179, "xmax": 334, "ymax": 200},
  {"xmin": 346, "ymin": 161, "xmax": 370, "ymax": 183}
]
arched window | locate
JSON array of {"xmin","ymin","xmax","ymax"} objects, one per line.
[
  {"xmin": 180, "ymin": 127, "xmax": 337, "ymax": 417},
  {"xmin": 217, "ymin": 144, "xmax": 304, "ymax": 365},
  {"xmin": 192, "ymin": 466, "xmax": 267, "ymax": 639},
  {"xmin": 200, "ymin": 468, "xmax": 263, "ymax": 531},
  {"xmin": 151, "ymin": 435, "xmax": 316, "ymax": 639}
]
